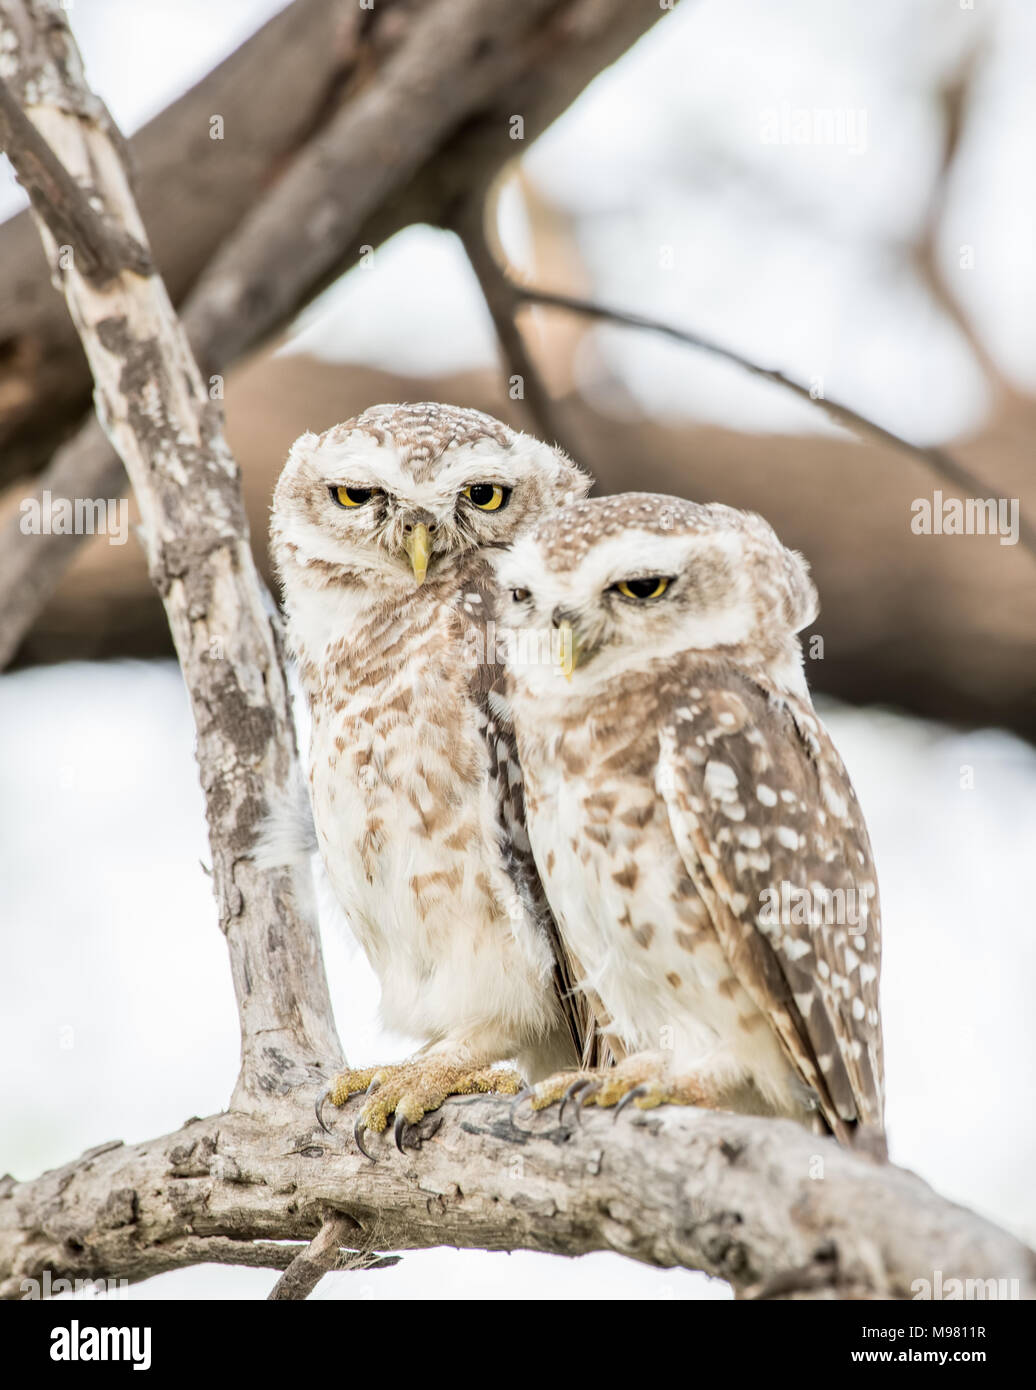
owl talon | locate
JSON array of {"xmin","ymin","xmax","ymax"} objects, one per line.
[
  {"xmin": 354, "ymin": 1117, "xmax": 377, "ymax": 1163},
  {"xmin": 560, "ymin": 1077, "xmax": 595, "ymax": 1126},
  {"xmin": 576, "ymin": 1082, "xmax": 602, "ymax": 1120},
  {"xmin": 394, "ymin": 1112, "xmax": 413, "ymax": 1154},
  {"xmin": 614, "ymin": 1084, "xmax": 651, "ymax": 1118},
  {"xmin": 315, "ymin": 1086, "xmax": 335, "ymax": 1136},
  {"xmin": 321, "ymin": 1059, "xmax": 524, "ymax": 1156},
  {"xmin": 509, "ymin": 1086, "xmax": 536, "ymax": 1128}
]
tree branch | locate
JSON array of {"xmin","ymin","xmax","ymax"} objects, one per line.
[
  {"xmin": 0, "ymin": 81, "xmax": 150, "ymax": 282},
  {"xmin": 0, "ymin": 0, "xmax": 341, "ymax": 1104},
  {"xmin": 266, "ymin": 1213, "xmax": 400, "ymax": 1300},
  {"xmin": 0, "ymin": 416, "xmax": 122, "ymax": 671},
  {"xmin": 494, "ymin": 283, "xmax": 1036, "ymax": 561},
  {"xmin": 2, "ymin": 1098, "xmax": 1033, "ymax": 1301},
  {"xmin": 452, "ymin": 178, "xmax": 584, "ymax": 463}
]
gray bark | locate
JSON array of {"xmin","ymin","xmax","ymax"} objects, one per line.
[{"xmin": 3, "ymin": 1100, "xmax": 1033, "ymax": 1301}]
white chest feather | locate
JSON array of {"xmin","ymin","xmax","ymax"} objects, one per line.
[
  {"xmin": 294, "ymin": 579, "xmax": 554, "ymax": 1050},
  {"xmin": 516, "ymin": 708, "xmax": 798, "ymax": 1109}
]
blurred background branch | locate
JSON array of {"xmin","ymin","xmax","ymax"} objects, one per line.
[{"xmin": 0, "ymin": 0, "xmax": 666, "ymax": 668}]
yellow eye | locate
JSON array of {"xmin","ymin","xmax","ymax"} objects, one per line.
[
  {"xmin": 463, "ymin": 483, "xmax": 509, "ymax": 511},
  {"xmin": 330, "ymin": 485, "xmax": 378, "ymax": 508},
  {"xmin": 615, "ymin": 576, "xmax": 670, "ymax": 600}
]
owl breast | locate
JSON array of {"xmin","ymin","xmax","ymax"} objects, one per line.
[
  {"xmin": 515, "ymin": 689, "xmax": 803, "ymax": 1114},
  {"xmin": 301, "ymin": 580, "xmax": 556, "ymax": 1052}
]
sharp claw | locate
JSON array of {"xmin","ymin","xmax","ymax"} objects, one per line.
[
  {"xmin": 509, "ymin": 1086, "xmax": 535, "ymax": 1128},
  {"xmin": 614, "ymin": 1084, "xmax": 650, "ymax": 1119},
  {"xmin": 315, "ymin": 1086, "xmax": 335, "ymax": 1135},
  {"xmin": 394, "ymin": 1112, "xmax": 412, "ymax": 1154},
  {"xmin": 354, "ymin": 1116, "xmax": 377, "ymax": 1163},
  {"xmin": 559, "ymin": 1077, "xmax": 594, "ymax": 1126},
  {"xmin": 576, "ymin": 1082, "xmax": 601, "ymax": 1121}
]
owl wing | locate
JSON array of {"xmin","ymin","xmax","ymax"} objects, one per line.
[
  {"xmin": 460, "ymin": 567, "xmax": 603, "ymax": 1070},
  {"xmin": 656, "ymin": 663, "xmax": 884, "ymax": 1145}
]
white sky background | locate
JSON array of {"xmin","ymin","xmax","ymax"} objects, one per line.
[{"xmin": 1, "ymin": 0, "xmax": 1034, "ymax": 1298}]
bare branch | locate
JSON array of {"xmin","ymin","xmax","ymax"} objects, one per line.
[
  {"xmin": 503, "ymin": 285, "xmax": 1036, "ymax": 561},
  {"xmin": 913, "ymin": 46, "xmax": 1008, "ymax": 394},
  {"xmin": 182, "ymin": 0, "xmax": 558, "ymax": 377},
  {"xmin": 0, "ymin": 0, "xmax": 366, "ymax": 483},
  {"xmin": 0, "ymin": 0, "xmax": 341, "ymax": 1102},
  {"xmin": 266, "ymin": 1212, "xmax": 401, "ymax": 1300},
  {"xmin": 452, "ymin": 182, "xmax": 583, "ymax": 461},
  {"xmin": 268, "ymin": 1214, "xmax": 360, "ymax": 1301},
  {"xmin": 0, "ymin": 80, "xmax": 150, "ymax": 282},
  {"xmin": 2, "ymin": 1098, "xmax": 1032, "ymax": 1301}
]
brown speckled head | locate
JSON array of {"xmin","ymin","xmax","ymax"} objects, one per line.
[
  {"xmin": 494, "ymin": 491, "xmax": 819, "ymax": 694},
  {"xmin": 271, "ymin": 402, "xmax": 592, "ymax": 593},
  {"xmin": 316, "ymin": 403, "xmax": 514, "ymax": 482},
  {"xmin": 525, "ymin": 493, "xmax": 731, "ymax": 569}
]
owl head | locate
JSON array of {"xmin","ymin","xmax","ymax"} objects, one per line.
[
  {"xmin": 492, "ymin": 493, "xmax": 818, "ymax": 695},
  {"xmin": 271, "ymin": 402, "xmax": 590, "ymax": 591}
]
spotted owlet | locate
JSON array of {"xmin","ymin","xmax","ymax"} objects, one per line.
[
  {"xmin": 493, "ymin": 493, "xmax": 885, "ymax": 1152},
  {"xmin": 270, "ymin": 402, "xmax": 595, "ymax": 1155}
]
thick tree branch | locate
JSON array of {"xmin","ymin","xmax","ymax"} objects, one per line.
[
  {"xmin": 0, "ymin": 0, "xmax": 341, "ymax": 1104},
  {"xmin": 139, "ymin": 0, "xmax": 559, "ymax": 387},
  {"xmin": 2, "ymin": 1098, "xmax": 1033, "ymax": 1301},
  {"xmin": 0, "ymin": 82, "xmax": 149, "ymax": 282}
]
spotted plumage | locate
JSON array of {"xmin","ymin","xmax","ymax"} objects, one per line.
[
  {"xmin": 494, "ymin": 494, "xmax": 885, "ymax": 1150},
  {"xmin": 270, "ymin": 403, "xmax": 595, "ymax": 1147}
]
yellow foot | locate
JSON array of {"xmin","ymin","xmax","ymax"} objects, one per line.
[
  {"xmin": 516, "ymin": 1055, "xmax": 709, "ymax": 1123},
  {"xmin": 317, "ymin": 1059, "xmax": 523, "ymax": 1160}
]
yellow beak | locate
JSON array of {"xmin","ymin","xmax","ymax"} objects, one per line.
[
  {"xmin": 404, "ymin": 523, "xmax": 431, "ymax": 586},
  {"xmin": 556, "ymin": 618, "xmax": 582, "ymax": 682}
]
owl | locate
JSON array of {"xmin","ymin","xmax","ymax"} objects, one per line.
[
  {"xmin": 270, "ymin": 403, "xmax": 595, "ymax": 1156},
  {"xmin": 493, "ymin": 493, "xmax": 885, "ymax": 1152}
]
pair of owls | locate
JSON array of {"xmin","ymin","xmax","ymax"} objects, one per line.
[{"xmin": 271, "ymin": 402, "xmax": 884, "ymax": 1159}]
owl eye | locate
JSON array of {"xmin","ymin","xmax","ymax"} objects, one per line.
[
  {"xmin": 512, "ymin": 588, "xmax": 531, "ymax": 602},
  {"xmin": 329, "ymin": 485, "xmax": 379, "ymax": 508},
  {"xmin": 614, "ymin": 576, "xmax": 671, "ymax": 601},
  {"xmin": 463, "ymin": 483, "xmax": 510, "ymax": 511}
]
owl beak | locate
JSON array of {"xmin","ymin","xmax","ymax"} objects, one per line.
[
  {"xmin": 404, "ymin": 523, "xmax": 431, "ymax": 586},
  {"xmin": 555, "ymin": 618, "xmax": 583, "ymax": 681}
]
